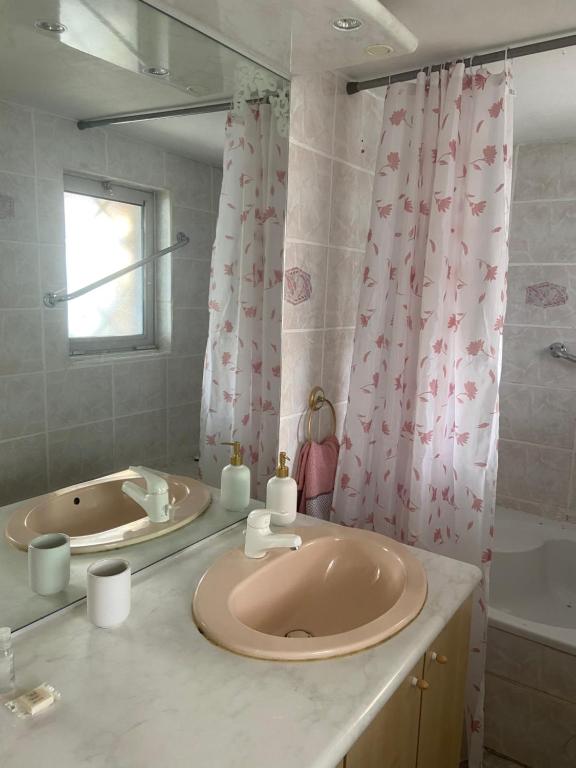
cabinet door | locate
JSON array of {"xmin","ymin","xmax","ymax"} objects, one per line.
[
  {"xmin": 416, "ymin": 598, "xmax": 472, "ymax": 768},
  {"xmin": 345, "ymin": 658, "xmax": 424, "ymax": 768}
]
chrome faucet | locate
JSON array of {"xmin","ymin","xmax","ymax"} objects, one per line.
[
  {"xmin": 121, "ymin": 466, "xmax": 170, "ymax": 523},
  {"xmin": 244, "ymin": 509, "xmax": 302, "ymax": 559}
]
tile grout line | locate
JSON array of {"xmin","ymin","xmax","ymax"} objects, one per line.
[
  {"xmin": 319, "ymin": 77, "xmax": 339, "ymax": 404},
  {"xmin": 30, "ymin": 107, "xmax": 50, "ymax": 491}
]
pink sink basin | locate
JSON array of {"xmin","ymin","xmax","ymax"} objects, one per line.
[
  {"xmin": 5, "ymin": 470, "xmax": 211, "ymax": 554},
  {"xmin": 193, "ymin": 522, "xmax": 427, "ymax": 660}
]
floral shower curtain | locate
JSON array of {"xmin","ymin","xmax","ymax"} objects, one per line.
[
  {"xmin": 333, "ymin": 64, "xmax": 513, "ymax": 765},
  {"xmin": 199, "ymin": 104, "xmax": 287, "ymax": 499}
]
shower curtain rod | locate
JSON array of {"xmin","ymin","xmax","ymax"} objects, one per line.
[
  {"xmin": 346, "ymin": 31, "xmax": 576, "ymax": 94},
  {"xmin": 77, "ymin": 96, "xmax": 270, "ymax": 130},
  {"xmin": 43, "ymin": 232, "xmax": 189, "ymax": 307}
]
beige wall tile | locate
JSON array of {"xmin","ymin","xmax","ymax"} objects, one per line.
[
  {"xmin": 0, "ymin": 101, "xmax": 34, "ymax": 175},
  {"xmin": 285, "ymin": 144, "xmax": 332, "ymax": 244},
  {"xmin": 0, "ymin": 434, "xmax": 47, "ymax": 506},
  {"xmin": 283, "ymin": 243, "xmax": 327, "ymax": 330},
  {"xmin": 0, "ymin": 243, "xmax": 40, "ymax": 308},
  {"xmin": 0, "ymin": 373, "xmax": 45, "ymax": 440},
  {"xmin": 485, "ymin": 673, "xmax": 576, "ymax": 768},
  {"xmin": 325, "ymin": 248, "xmax": 362, "ymax": 328},
  {"xmin": 334, "ymin": 83, "xmax": 383, "ymax": 172},
  {"xmin": 507, "ymin": 264, "xmax": 576, "ymax": 326},
  {"xmin": 0, "ymin": 172, "xmax": 36, "ymax": 242},
  {"xmin": 502, "ymin": 325, "xmax": 576, "ymax": 390},
  {"xmin": 497, "ymin": 439, "xmax": 572, "ymax": 507},
  {"xmin": 281, "ymin": 330, "xmax": 323, "ymax": 417},
  {"xmin": 496, "ymin": 494, "xmax": 573, "ymax": 523},
  {"xmin": 290, "ymin": 72, "xmax": 336, "ymax": 155},
  {"xmin": 115, "ymin": 409, "xmax": 167, "ymax": 468},
  {"xmin": 322, "ymin": 328, "xmax": 354, "ymax": 405},
  {"xmin": 487, "ymin": 627, "xmax": 576, "ymax": 704},
  {"xmin": 46, "ymin": 366, "xmax": 113, "ymax": 430},
  {"xmin": 48, "ymin": 420, "xmax": 114, "ymax": 490},
  {"xmin": 113, "ymin": 358, "xmax": 167, "ymax": 417},
  {"xmin": 514, "ymin": 142, "xmax": 564, "ymax": 201},
  {"xmin": 329, "ymin": 161, "xmax": 372, "ymax": 249},
  {"xmin": 0, "ymin": 309, "xmax": 43, "ymax": 375},
  {"xmin": 499, "ymin": 382, "xmax": 576, "ymax": 449},
  {"xmin": 35, "ymin": 113, "xmax": 106, "ymax": 180}
]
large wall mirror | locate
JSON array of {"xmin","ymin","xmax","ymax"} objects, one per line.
[{"xmin": 0, "ymin": 0, "xmax": 289, "ymax": 630}]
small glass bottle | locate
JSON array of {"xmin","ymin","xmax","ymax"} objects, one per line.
[{"xmin": 0, "ymin": 627, "xmax": 15, "ymax": 695}]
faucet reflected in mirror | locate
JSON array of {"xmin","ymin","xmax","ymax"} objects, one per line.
[{"xmin": 121, "ymin": 466, "xmax": 171, "ymax": 523}]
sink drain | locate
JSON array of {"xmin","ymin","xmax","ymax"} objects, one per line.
[{"xmin": 285, "ymin": 629, "xmax": 314, "ymax": 638}]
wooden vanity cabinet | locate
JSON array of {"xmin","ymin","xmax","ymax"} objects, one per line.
[{"xmin": 342, "ymin": 599, "xmax": 472, "ymax": 768}]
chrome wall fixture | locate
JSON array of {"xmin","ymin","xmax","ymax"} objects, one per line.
[
  {"xmin": 43, "ymin": 232, "xmax": 189, "ymax": 307},
  {"xmin": 549, "ymin": 342, "xmax": 576, "ymax": 364}
]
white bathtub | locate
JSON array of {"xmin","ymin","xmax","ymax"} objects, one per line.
[{"xmin": 489, "ymin": 505, "xmax": 576, "ymax": 653}]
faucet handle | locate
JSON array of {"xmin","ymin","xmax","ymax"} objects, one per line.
[
  {"xmin": 129, "ymin": 466, "xmax": 168, "ymax": 495},
  {"xmin": 246, "ymin": 509, "xmax": 272, "ymax": 530}
]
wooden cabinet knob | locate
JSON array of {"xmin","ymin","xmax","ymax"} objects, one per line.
[
  {"xmin": 410, "ymin": 677, "xmax": 430, "ymax": 690},
  {"xmin": 431, "ymin": 652, "xmax": 448, "ymax": 665}
]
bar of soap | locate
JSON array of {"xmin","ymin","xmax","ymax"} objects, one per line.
[{"xmin": 16, "ymin": 685, "xmax": 55, "ymax": 715}]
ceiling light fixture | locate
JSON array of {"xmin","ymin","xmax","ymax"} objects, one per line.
[
  {"xmin": 365, "ymin": 44, "xmax": 395, "ymax": 57},
  {"xmin": 332, "ymin": 17, "xmax": 363, "ymax": 31},
  {"xmin": 34, "ymin": 20, "xmax": 67, "ymax": 33},
  {"xmin": 141, "ymin": 66, "xmax": 170, "ymax": 77}
]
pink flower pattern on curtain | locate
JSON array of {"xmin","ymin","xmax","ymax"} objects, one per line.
[
  {"xmin": 332, "ymin": 65, "xmax": 513, "ymax": 766},
  {"xmin": 199, "ymin": 105, "xmax": 287, "ymax": 499}
]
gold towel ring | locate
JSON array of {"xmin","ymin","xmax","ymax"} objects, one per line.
[{"xmin": 305, "ymin": 386, "xmax": 336, "ymax": 443}]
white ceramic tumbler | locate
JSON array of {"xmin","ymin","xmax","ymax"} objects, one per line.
[
  {"xmin": 87, "ymin": 559, "xmax": 131, "ymax": 628},
  {"xmin": 28, "ymin": 533, "xmax": 70, "ymax": 595}
]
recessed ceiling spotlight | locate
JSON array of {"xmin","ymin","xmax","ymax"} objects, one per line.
[
  {"xmin": 332, "ymin": 17, "xmax": 363, "ymax": 31},
  {"xmin": 34, "ymin": 20, "xmax": 67, "ymax": 33},
  {"xmin": 141, "ymin": 66, "xmax": 170, "ymax": 77},
  {"xmin": 365, "ymin": 44, "xmax": 395, "ymax": 57}
]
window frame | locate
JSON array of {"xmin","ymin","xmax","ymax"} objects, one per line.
[{"xmin": 63, "ymin": 174, "xmax": 157, "ymax": 357}]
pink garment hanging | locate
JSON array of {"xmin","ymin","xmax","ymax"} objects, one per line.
[{"xmin": 295, "ymin": 435, "xmax": 340, "ymax": 520}]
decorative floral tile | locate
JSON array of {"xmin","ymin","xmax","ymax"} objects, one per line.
[
  {"xmin": 525, "ymin": 281, "xmax": 568, "ymax": 308},
  {"xmin": 285, "ymin": 266, "xmax": 312, "ymax": 305},
  {"xmin": 0, "ymin": 194, "xmax": 15, "ymax": 219}
]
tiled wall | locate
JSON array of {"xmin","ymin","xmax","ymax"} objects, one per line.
[
  {"xmin": 498, "ymin": 141, "xmax": 576, "ymax": 521},
  {"xmin": 279, "ymin": 73, "xmax": 383, "ymax": 460},
  {"xmin": 0, "ymin": 98, "xmax": 222, "ymax": 506},
  {"xmin": 486, "ymin": 626, "xmax": 576, "ymax": 766}
]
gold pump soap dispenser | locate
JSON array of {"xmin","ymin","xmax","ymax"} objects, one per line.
[
  {"xmin": 265, "ymin": 452, "xmax": 297, "ymax": 526},
  {"xmin": 220, "ymin": 442, "xmax": 250, "ymax": 512}
]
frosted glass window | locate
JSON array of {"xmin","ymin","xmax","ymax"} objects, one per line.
[{"xmin": 63, "ymin": 176, "xmax": 155, "ymax": 355}]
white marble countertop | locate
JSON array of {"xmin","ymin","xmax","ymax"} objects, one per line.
[{"xmin": 0, "ymin": 516, "xmax": 481, "ymax": 768}]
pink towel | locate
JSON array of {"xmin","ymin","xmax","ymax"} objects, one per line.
[{"xmin": 295, "ymin": 435, "xmax": 340, "ymax": 520}]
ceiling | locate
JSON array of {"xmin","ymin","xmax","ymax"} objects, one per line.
[
  {"xmin": 1, "ymin": 0, "xmax": 576, "ymax": 157},
  {"xmin": 512, "ymin": 47, "xmax": 576, "ymax": 144},
  {"xmin": 152, "ymin": 0, "xmax": 576, "ymax": 80},
  {"xmin": 0, "ymin": 0, "xmax": 284, "ymax": 164}
]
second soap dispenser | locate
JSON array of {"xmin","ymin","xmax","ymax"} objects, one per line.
[
  {"xmin": 266, "ymin": 452, "xmax": 297, "ymax": 526},
  {"xmin": 220, "ymin": 441, "xmax": 250, "ymax": 512}
]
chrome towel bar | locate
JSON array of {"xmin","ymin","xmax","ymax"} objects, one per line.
[
  {"xmin": 549, "ymin": 342, "xmax": 576, "ymax": 363},
  {"xmin": 43, "ymin": 232, "xmax": 189, "ymax": 307}
]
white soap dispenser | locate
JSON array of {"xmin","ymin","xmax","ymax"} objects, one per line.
[
  {"xmin": 220, "ymin": 441, "xmax": 250, "ymax": 512},
  {"xmin": 266, "ymin": 452, "xmax": 297, "ymax": 526}
]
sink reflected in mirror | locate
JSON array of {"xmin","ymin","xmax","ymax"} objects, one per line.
[
  {"xmin": 193, "ymin": 524, "xmax": 427, "ymax": 660},
  {"xmin": 5, "ymin": 470, "xmax": 211, "ymax": 554}
]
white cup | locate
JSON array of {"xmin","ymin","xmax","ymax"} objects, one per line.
[
  {"xmin": 87, "ymin": 559, "xmax": 131, "ymax": 628},
  {"xmin": 28, "ymin": 533, "xmax": 70, "ymax": 595}
]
